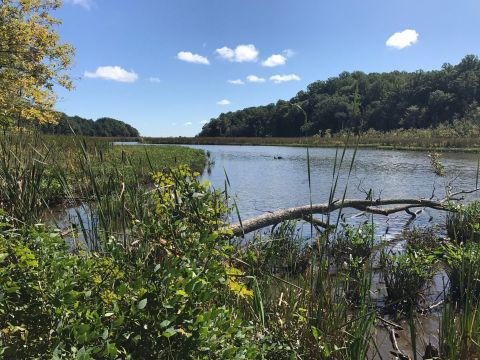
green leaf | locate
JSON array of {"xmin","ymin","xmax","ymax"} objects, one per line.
[
  {"xmin": 162, "ymin": 327, "xmax": 176, "ymax": 338},
  {"xmin": 175, "ymin": 289, "xmax": 188, "ymax": 297},
  {"xmin": 0, "ymin": 253, "xmax": 8, "ymax": 263},
  {"xmin": 159, "ymin": 320, "xmax": 171, "ymax": 328},
  {"xmin": 137, "ymin": 298, "xmax": 147, "ymax": 310}
]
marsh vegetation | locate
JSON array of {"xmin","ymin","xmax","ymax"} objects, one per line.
[{"xmin": 1, "ymin": 132, "xmax": 480, "ymax": 359}]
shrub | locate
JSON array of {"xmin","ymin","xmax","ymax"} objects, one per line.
[{"xmin": 0, "ymin": 167, "xmax": 262, "ymax": 359}]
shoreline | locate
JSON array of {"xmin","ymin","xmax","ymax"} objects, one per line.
[{"xmin": 135, "ymin": 137, "xmax": 480, "ymax": 153}]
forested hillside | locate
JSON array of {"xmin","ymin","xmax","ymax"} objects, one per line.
[
  {"xmin": 39, "ymin": 113, "xmax": 140, "ymax": 137},
  {"xmin": 199, "ymin": 55, "xmax": 480, "ymax": 137}
]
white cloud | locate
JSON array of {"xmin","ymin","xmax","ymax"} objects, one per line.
[
  {"xmin": 200, "ymin": 120, "xmax": 209, "ymax": 125},
  {"xmin": 171, "ymin": 122, "xmax": 177, "ymax": 126},
  {"xmin": 228, "ymin": 79, "xmax": 245, "ymax": 85},
  {"xmin": 215, "ymin": 44, "xmax": 259, "ymax": 62},
  {"xmin": 247, "ymin": 75, "xmax": 266, "ymax": 83},
  {"xmin": 67, "ymin": 0, "xmax": 93, "ymax": 9},
  {"xmin": 262, "ymin": 54, "xmax": 287, "ymax": 67},
  {"xmin": 270, "ymin": 74, "xmax": 301, "ymax": 83},
  {"xmin": 149, "ymin": 77, "xmax": 161, "ymax": 83},
  {"xmin": 184, "ymin": 122, "xmax": 193, "ymax": 126},
  {"xmin": 177, "ymin": 51, "xmax": 210, "ymax": 65},
  {"xmin": 84, "ymin": 66, "xmax": 138, "ymax": 83},
  {"xmin": 216, "ymin": 47, "xmax": 235, "ymax": 60},
  {"xmin": 386, "ymin": 29, "xmax": 419, "ymax": 49},
  {"xmin": 283, "ymin": 49, "xmax": 296, "ymax": 58},
  {"xmin": 217, "ymin": 99, "xmax": 231, "ymax": 105}
]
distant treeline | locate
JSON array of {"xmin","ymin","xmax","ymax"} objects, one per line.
[
  {"xmin": 199, "ymin": 55, "xmax": 480, "ymax": 137},
  {"xmin": 39, "ymin": 113, "xmax": 140, "ymax": 137}
]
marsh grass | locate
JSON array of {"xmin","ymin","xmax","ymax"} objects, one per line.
[
  {"xmin": 440, "ymin": 296, "xmax": 480, "ymax": 359},
  {"xmin": 380, "ymin": 250, "xmax": 436, "ymax": 315},
  {"xmin": 404, "ymin": 226, "xmax": 442, "ymax": 253},
  {"xmin": 447, "ymin": 201, "xmax": 480, "ymax": 243},
  {"xmin": 0, "ymin": 130, "xmax": 205, "ymax": 220}
]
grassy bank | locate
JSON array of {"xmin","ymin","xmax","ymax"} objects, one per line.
[
  {"xmin": 0, "ymin": 132, "xmax": 206, "ymax": 222},
  {"xmin": 141, "ymin": 127, "xmax": 480, "ymax": 152}
]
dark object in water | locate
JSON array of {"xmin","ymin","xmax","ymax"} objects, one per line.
[
  {"xmin": 274, "ymin": 156, "xmax": 283, "ymax": 160},
  {"xmin": 423, "ymin": 342, "xmax": 439, "ymax": 359}
]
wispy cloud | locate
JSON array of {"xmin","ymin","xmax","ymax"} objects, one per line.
[
  {"xmin": 217, "ymin": 99, "xmax": 231, "ymax": 105},
  {"xmin": 270, "ymin": 74, "xmax": 300, "ymax": 83},
  {"xmin": 84, "ymin": 66, "xmax": 138, "ymax": 83},
  {"xmin": 177, "ymin": 51, "xmax": 210, "ymax": 65},
  {"xmin": 184, "ymin": 122, "xmax": 193, "ymax": 126},
  {"xmin": 283, "ymin": 49, "xmax": 296, "ymax": 58},
  {"xmin": 386, "ymin": 29, "xmax": 419, "ymax": 49},
  {"xmin": 247, "ymin": 75, "xmax": 266, "ymax": 83},
  {"xmin": 149, "ymin": 77, "xmax": 161, "ymax": 83},
  {"xmin": 66, "ymin": 0, "xmax": 94, "ymax": 9},
  {"xmin": 216, "ymin": 44, "xmax": 259, "ymax": 62},
  {"xmin": 228, "ymin": 79, "xmax": 245, "ymax": 85},
  {"xmin": 262, "ymin": 54, "xmax": 287, "ymax": 67}
]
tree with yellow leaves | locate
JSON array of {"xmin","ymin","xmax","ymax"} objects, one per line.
[{"xmin": 0, "ymin": 0, "xmax": 74, "ymax": 126}]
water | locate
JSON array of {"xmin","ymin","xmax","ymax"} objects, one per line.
[
  {"xmin": 187, "ymin": 145, "xmax": 480, "ymax": 239},
  {"xmin": 50, "ymin": 144, "xmax": 480, "ymax": 246}
]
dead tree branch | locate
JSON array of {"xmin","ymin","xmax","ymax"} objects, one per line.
[{"xmin": 229, "ymin": 191, "xmax": 479, "ymax": 237}]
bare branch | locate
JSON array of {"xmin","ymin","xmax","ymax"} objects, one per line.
[{"xmin": 229, "ymin": 198, "xmax": 447, "ymax": 236}]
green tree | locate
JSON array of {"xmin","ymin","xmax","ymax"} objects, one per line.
[{"xmin": 0, "ymin": 0, "xmax": 74, "ymax": 126}]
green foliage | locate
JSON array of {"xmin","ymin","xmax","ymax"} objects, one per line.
[
  {"xmin": 246, "ymin": 221, "xmax": 312, "ymax": 276},
  {"xmin": 0, "ymin": 0, "xmax": 73, "ymax": 125},
  {"xmin": 443, "ymin": 242, "xmax": 480, "ymax": 303},
  {"xmin": 331, "ymin": 224, "xmax": 374, "ymax": 267},
  {"xmin": 37, "ymin": 113, "xmax": 140, "ymax": 137},
  {"xmin": 331, "ymin": 224, "xmax": 374, "ymax": 300},
  {"xmin": 0, "ymin": 132, "xmax": 206, "ymax": 223},
  {"xmin": 0, "ymin": 167, "xmax": 261, "ymax": 359},
  {"xmin": 428, "ymin": 152, "xmax": 445, "ymax": 176},
  {"xmin": 447, "ymin": 201, "xmax": 480, "ymax": 243},
  {"xmin": 403, "ymin": 226, "xmax": 441, "ymax": 253},
  {"xmin": 199, "ymin": 55, "xmax": 480, "ymax": 137},
  {"xmin": 380, "ymin": 249, "xmax": 436, "ymax": 314},
  {"xmin": 440, "ymin": 284, "xmax": 480, "ymax": 359}
]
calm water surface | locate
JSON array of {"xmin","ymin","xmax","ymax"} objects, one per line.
[{"xmin": 187, "ymin": 145, "xmax": 480, "ymax": 239}]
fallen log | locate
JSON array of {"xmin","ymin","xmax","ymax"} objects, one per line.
[{"xmin": 229, "ymin": 198, "xmax": 448, "ymax": 237}]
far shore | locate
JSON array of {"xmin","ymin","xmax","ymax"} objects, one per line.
[{"xmin": 122, "ymin": 136, "xmax": 480, "ymax": 153}]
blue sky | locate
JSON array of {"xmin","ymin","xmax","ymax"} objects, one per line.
[{"xmin": 55, "ymin": 0, "xmax": 480, "ymax": 136}]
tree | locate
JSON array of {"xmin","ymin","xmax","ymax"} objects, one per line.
[
  {"xmin": 0, "ymin": 0, "xmax": 74, "ymax": 126},
  {"xmin": 198, "ymin": 55, "xmax": 480, "ymax": 137}
]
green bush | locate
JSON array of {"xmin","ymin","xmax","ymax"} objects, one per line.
[{"xmin": 0, "ymin": 167, "xmax": 262, "ymax": 359}]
